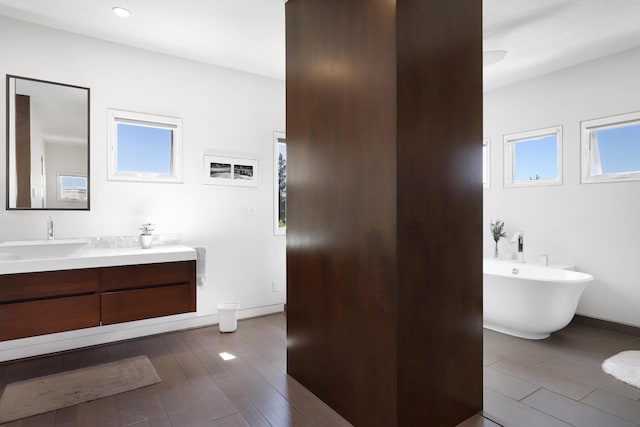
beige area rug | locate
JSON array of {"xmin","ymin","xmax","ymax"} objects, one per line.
[{"xmin": 0, "ymin": 355, "xmax": 161, "ymax": 423}]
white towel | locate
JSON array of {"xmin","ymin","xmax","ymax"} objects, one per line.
[{"xmin": 195, "ymin": 246, "xmax": 206, "ymax": 286}]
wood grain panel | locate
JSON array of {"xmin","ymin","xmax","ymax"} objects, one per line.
[
  {"xmin": 100, "ymin": 261, "xmax": 192, "ymax": 291},
  {"xmin": 396, "ymin": 1, "xmax": 483, "ymax": 426},
  {"xmin": 0, "ymin": 268, "xmax": 100, "ymax": 303},
  {"xmin": 0, "ymin": 294, "xmax": 100, "ymax": 341},
  {"xmin": 286, "ymin": 1, "xmax": 398, "ymax": 426},
  {"xmin": 287, "ymin": 0, "xmax": 482, "ymax": 425},
  {"xmin": 15, "ymin": 94, "xmax": 31, "ymax": 208},
  {"xmin": 397, "ymin": 0, "xmax": 484, "ymax": 426},
  {"xmin": 101, "ymin": 284, "xmax": 194, "ymax": 325}
]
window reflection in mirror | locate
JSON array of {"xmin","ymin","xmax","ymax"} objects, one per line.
[
  {"xmin": 6, "ymin": 75, "xmax": 90, "ymax": 210},
  {"xmin": 57, "ymin": 173, "xmax": 87, "ymax": 201}
]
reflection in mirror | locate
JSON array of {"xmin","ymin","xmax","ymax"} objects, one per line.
[{"xmin": 6, "ymin": 75, "xmax": 89, "ymax": 210}]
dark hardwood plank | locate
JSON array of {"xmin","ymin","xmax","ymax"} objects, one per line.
[
  {"xmin": 53, "ymin": 405, "xmax": 76, "ymax": 427},
  {"xmin": 3, "ymin": 315, "xmax": 640, "ymax": 427},
  {"xmin": 75, "ymin": 400, "xmax": 102, "ymax": 427},
  {"xmin": 136, "ymin": 386, "xmax": 172, "ymax": 427},
  {"xmin": 114, "ymin": 388, "xmax": 149, "ymax": 426},
  {"xmin": 21, "ymin": 412, "xmax": 56, "ymax": 427},
  {"xmin": 211, "ymin": 413, "xmax": 249, "ymax": 427}
]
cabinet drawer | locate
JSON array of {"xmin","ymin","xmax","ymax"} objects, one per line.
[
  {"xmin": 100, "ymin": 261, "xmax": 193, "ymax": 291},
  {"xmin": 0, "ymin": 269, "xmax": 100, "ymax": 303},
  {"xmin": 101, "ymin": 283, "xmax": 195, "ymax": 325},
  {"xmin": 0, "ymin": 294, "xmax": 100, "ymax": 341}
]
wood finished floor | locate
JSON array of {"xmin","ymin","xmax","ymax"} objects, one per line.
[
  {"xmin": 0, "ymin": 314, "xmax": 350, "ymax": 427},
  {"xmin": 0, "ymin": 314, "xmax": 639, "ymax": 426}
]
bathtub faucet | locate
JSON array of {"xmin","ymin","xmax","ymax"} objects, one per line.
[{"xmin": 511, "ymin": 231, "xmax": 524, "ymax": 262}]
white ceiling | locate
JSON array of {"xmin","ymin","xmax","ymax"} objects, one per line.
[
  {"xmin": 0, "ymin": 0, "xmax": 286, "ymax": 80},
  {"xmin": 1, "ymin": 0, "xmax": 640, "ymax": 90},
  {"xmin": 483, "ymin": 0, "xmax": 640, "ymax": 91}
]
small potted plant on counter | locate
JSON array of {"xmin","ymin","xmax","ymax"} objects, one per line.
[
  {"xmin": 490, "ymin": 219, "xmax": 507, "ymax": 258},
  {"xmin": 139, "ymin": 223, "xmax": 154, "ymax": 249}
]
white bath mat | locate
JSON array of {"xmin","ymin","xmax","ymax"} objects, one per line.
[{"xmin": 602, "ymin": 351, "xmax": 640, "ymax": 388}]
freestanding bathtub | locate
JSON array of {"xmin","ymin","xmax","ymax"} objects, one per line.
[{"xmin": 483, "ymin": 258, "xmax": 594, "ymax": 339}]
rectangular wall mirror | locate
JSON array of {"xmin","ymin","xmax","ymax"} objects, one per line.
[{"xmin": 6, "ymin": 75, "xmax": 90, "ymax": 210}]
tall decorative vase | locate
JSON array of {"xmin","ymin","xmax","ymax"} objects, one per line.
[{"xmin": 494, "ymin": 241, "xmax": 499, "ymax": 258}]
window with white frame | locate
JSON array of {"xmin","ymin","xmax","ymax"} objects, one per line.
[
  {"xmin": 107, "ymin": 109, "xmax": 182, "ymax": 183},
  {"xmin": 483, "ymin": 138, "xmax": 490, "ymax": 189},
  {"xmin": 273, "ymin": 131, "xmax": 286, "ymax": 235},
  {"xmin": 504, "ymin": 126, "xmax": 562, "ymax": 188},
  {"xmin": 57, "ymin": 173, "xmax": 87, "ymax": 201},
  {"xmin": 581, "ymin": 111, "xmax": 640, "ymax": 183}
]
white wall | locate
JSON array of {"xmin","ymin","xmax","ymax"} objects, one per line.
[
  {"xmin": 484, "ymin": 47, "xmax": 640, "ymax": 328},
  {"xmin": 0, "ymin": 17, "xmax": 286, "ymax": 320}
]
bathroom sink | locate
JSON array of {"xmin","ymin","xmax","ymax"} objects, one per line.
[{"xmin": 0, "ymin": 239, "xmax": 91, "ymax": 259}]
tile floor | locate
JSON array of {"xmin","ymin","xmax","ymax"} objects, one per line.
[{"xmin": 481, "ymin": 323, "xmax": 640, "ymax": 427}]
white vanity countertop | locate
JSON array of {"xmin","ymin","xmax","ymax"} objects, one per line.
[{"xmin": 0, "ymin": 245, "xmax": 197, "ymax": 275}]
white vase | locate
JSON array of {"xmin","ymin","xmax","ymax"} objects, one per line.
[{"xmin": 140, "ymin": 234, "xmax": 152, "ymax": 249}]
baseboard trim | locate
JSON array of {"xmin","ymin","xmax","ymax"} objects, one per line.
[
  {"xmin": 573, "ymin": 315, "xmax": 640, "ymax": 338},
  {"xmin": 0, "ymin": 304, "xmax": 284, "ymax": 363}
]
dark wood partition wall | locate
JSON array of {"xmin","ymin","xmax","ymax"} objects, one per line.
[
  {"xmin": 286, "ymin": 0, "xmax": 482, "ymax": 426},
  {"xmin": 396, "ymin": 0, "xmax": 484, "ymax": 425},
  {"xmin": 286, "ymin": 0, "xmax": 398, "ymax": 425}
]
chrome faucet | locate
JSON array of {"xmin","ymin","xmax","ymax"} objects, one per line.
[
  {"xmin": 511, "ymin": 231, "xmax": 524, "ymax": 262},
  {"xmin": 47, "ymin": 217, "xmax": 54, "ymax": 240}
]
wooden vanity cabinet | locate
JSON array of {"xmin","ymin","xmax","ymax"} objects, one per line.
[
  {"xmin": 100, "ymin": 261, "xmax": 196, "ymax": 325},
  {"xmin": 0, "ymin": 260, "xmax": 196, "ymax": 341},
  {"xmin": 0, "ymin": 269, "xmax": 101, "ymax": 341}
]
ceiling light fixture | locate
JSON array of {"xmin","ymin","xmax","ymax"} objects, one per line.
[
  {"xmin": 112, "ymin": 7, "xmax": 131, "ymax": 18},
  {"xmin": 483, "ymin": 50, "xmax": 507, "ymax": 67}
]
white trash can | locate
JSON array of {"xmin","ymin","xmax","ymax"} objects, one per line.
[{"xmin": 217, "ymin": 302, "xmax": 239, "ymax": 333}]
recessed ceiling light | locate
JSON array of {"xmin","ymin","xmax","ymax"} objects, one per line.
[{"xmin": 112, "ymin": 7, "xmax": 131, "ymax": 18}]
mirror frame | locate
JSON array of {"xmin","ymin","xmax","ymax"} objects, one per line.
[{"xmin": 6, "ymin": 74, "xmax": 90, "ymax": 210}]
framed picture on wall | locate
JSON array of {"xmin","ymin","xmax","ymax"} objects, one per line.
[{"xmin": 203, "ymin": 154, "xmax": 259, "ymax": 187}]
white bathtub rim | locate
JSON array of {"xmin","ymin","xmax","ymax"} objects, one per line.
[{"xmin": 483, "ymin": 259, "xmax": 594, "ymax": 284}]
